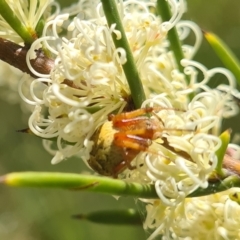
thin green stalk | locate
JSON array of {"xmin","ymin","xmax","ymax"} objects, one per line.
[
  {"xmin": 100, "ymin": 0, "xmax": 146, "ymax": 109},
  {"xmin": 0, "ymin": 0, "xmax": 34, "ymax": 45},
  {"xmin": 204, "ymin": 31, "xmax": 240, "ymax": 85},
  {"xmin": 156, "ymin": 0, "xmax": 188, "ymax": 83},
  {"xmin": 1, "ymin": 172, "xmax": 158, "ymax": 199}
]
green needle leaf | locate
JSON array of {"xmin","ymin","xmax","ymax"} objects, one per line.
[
  {"xmin": 215, "ymin": 129, "xmax": 231, "ymax": 176},
  {"xmin": 2, "ymin": 171, "xmax": 239, "ymax": 199},
  {"xmin": 100, "ymin": 0, "xmax": 146, "ymax": 109},
  {"xmin": 35, "ymin": 18, "xmax": 45, "ymax": 38},
  {"xmin": 156, "ymin": 0, "xmax": 188, "ymax": 83},
  {"xmin": 0, "ymin": 0, "xmax": 35, "ymax": 45},
  {"xmin": 188, "ymin": 175, "xmax": 240, "ymax": 198},
  {"xmin": 0, "ymin": 172, "xmax": 158, "ymax": 199},
  {"xmin": 204, "ymin": 31, "xmax": 240, "ymax": 85},
  {"xmin": 73, "ymin": 208, "xmax": 142, "ymax": 225}
]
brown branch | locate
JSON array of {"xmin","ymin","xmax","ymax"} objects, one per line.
[
  {"xmin": 223, "ymin": 151, "xmax": 240, "ymax": 177},
  {"xmin": 162, "ymin": 136, "xmax": 240, "ymax": 180},
  {"xmin": 0, "ymin": 37, "xmax": 54, "ymax": 78}
]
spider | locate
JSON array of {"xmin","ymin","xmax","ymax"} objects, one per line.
[{"xmin": 88, "ymin": 107, "xmax": 190, "ymax": 177}]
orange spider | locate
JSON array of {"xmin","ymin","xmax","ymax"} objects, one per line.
[{"xmin": 88, "ymin": 107, "xmax": 188, "ymax": 177}]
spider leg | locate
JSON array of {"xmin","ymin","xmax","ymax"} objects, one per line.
[
  {"xmin": 108, "ymin": 106, "xmax": 185, "ymax": 123},
  {"xmin": 112, "ymin": 149, "xmax": 138, "ymax": 177},
  {"xmin": 113, "ymin": 132, "xmax": 152, "ymax": 151},
  {"xmin": 108, "ymin": 108, "xmax": 154, "ymax": 122},
  {"xmin": 110, "ymin": 132, "xmax": 152, "ymax": 176},
  {"xmin": 109, "ymin": 108, "xmax": 164, "ymax": 137}
]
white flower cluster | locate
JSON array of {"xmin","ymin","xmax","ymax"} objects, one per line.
[
  {"xmin": 1, "ymin": 0, "xmax": 239, "ymax": 239},
  {"xmin": 144, "ymin": 187, "xmax": 240, "ymax": 240},
  {"xmin": 0, "ymin": 0, "xmax": 59, "ymax": 44},
  {"xmin": 24, "ymin": 0, "xmax": 203, "ymax": 164}
]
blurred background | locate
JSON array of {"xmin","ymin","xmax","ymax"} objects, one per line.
[{"xmin": 0, "ymin": 1, "xmax": 240, "ymax": 239}]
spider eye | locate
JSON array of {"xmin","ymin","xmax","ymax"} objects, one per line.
[{"xmin": 108, "ymin": 114, "xmax": 114, "ymax": 121}]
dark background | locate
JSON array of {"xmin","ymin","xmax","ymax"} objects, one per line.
[{"xmin": 0, "ymin": 1, "xmax": 240, "ymax": 239}]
